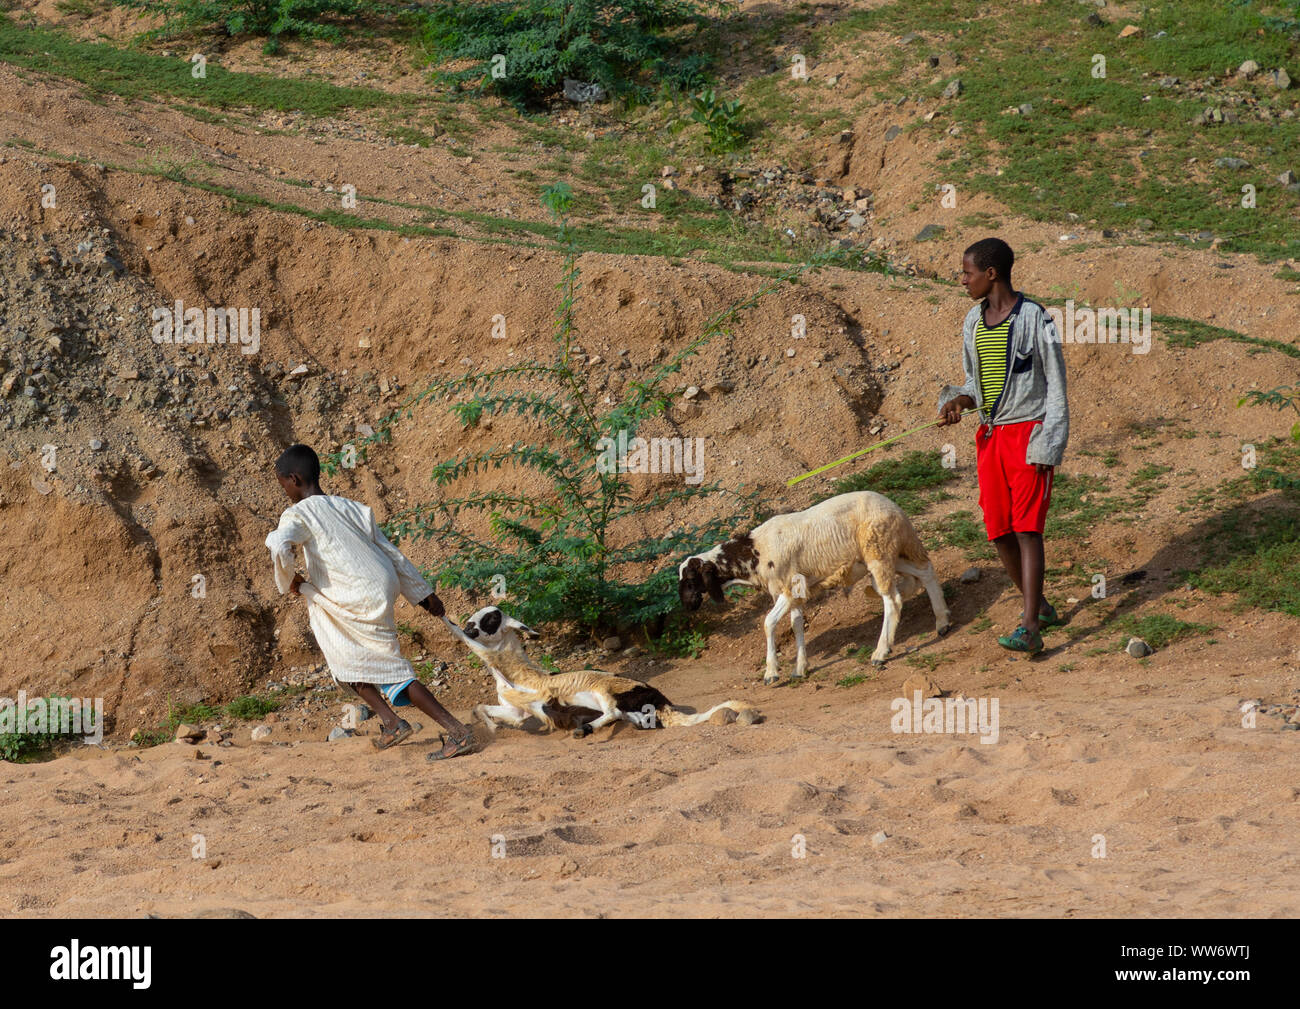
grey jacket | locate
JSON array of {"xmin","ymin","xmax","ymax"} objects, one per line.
[{"xmin": 937, "ymin": 294, "xmax": 1069, "ymax": 467}]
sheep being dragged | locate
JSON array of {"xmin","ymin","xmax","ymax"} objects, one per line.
[
  {"xmin": 678, "ymin": 490, "xmax": 951, "ymax": 683},
  {"xmin": 441, "ymin": 606, "xmax": 759, "ymax": 737}
]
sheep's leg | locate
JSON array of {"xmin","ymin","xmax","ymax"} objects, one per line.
[
  {"xmin": 583, "ymin": 698, "xmax": 624, "ymax": 731},
  {"xmin": 900, "ymin": 559, "xmax": 951, "ymax": 636},
  {"xmin": 790, "ymin": 607, "xmax": 807, "ymax": 679},
  {"xmin": 472, "ymin": 703, "xmax": 528, "ymax": 731},
  {"xmin": 763, "ymin": 593, "xmax": 792, "ymax": 684},
  {"xmin": 868, "ymin": 561, "xmax": 903, "ymax": 667}
]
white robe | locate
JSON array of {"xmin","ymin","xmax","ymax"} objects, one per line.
[{"xmin": 265, "ymin": 495, "xmax": 432, "ymax": 686}]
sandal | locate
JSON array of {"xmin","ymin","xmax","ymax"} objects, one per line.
[
  {"xmin": 998, "ymin": 625, "xmax": 1044, "ymax": 655},
  {"xmin": 426, "ymin": 727, "xmax": 477, "ymax": 761},
  {"xmin": 1037, "ymin": 602, "xmax": 1064, "ymax": 629},
  {"xmin": 371, "ymin": 719, "xmax": 418, "ymax": 751},
  {"xmin": 1020, "ymin": 602, "xmax": 1064, "ymax": 629}
]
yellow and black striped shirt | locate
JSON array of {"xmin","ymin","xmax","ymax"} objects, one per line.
[{"xmin": 975, "ymin": 315, "xmax": 1012, "ymax": 413}]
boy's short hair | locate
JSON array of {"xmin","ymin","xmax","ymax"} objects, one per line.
[
  {"xmin": 275, "ymin": 443, "xmax": 320, "ymax": 484},
  {"xmin": 964, "ymin": 237, "xmax": 1014, "ymax": 282}
]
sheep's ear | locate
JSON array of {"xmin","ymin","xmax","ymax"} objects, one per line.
[
  {"xmin": 504, "ymin": 615, "xmax": 540, "ymax": 640},
  {"xmin": 702, "ymin": 562, "xmax": 726, "ymax": 604}
]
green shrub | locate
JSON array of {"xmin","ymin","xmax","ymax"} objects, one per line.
[
  {"xmin": 688, "ymin": 87, "xmax": 745, "ymax": 151},
  {"xmin": 0, "ymin": 696, "xmax": 98, "ymax": 762},
  {"xmin": 113, "ymin": 0, "xmax": 372, "ymax": 53},
  {"xmin": 418, "ymin": 0, "xmax": 726, "ymax": 106},
  {"xmin": 224, "ymin": 695, "xmax": 281, "ymax": 720}
]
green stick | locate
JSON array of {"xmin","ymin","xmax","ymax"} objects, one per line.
[{"xmin": 786, "ymin": 410, "xmax": 974, "ymax": 487}]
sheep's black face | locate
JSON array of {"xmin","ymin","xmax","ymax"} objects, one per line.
[
  {"xmin": 679, "ymin": 561, "xmax": 705, "ymax": 611},
  {"xmin": 464, "ymin": 607, "xmax": 503, "ymax": 640},
  {"xmin": 679, "ymin": 557, "xmax": 725, "ymax": 611}
]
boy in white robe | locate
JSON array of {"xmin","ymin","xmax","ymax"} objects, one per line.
[{"xmin": 265, "ymin": 444, "xmax": 476, "ymax": 759}]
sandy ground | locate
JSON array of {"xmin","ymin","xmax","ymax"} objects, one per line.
[{"xmin": 5, "ymin": 616, "xmax": 1298, "ymax": 918}]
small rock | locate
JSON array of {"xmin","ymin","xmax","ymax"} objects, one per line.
[
  {"xmin": 660, "ymin": 165, "xmax": 677, "ymax": 178},
  {"xmin": 1238, "ymin": 59, "xmax": 1260, "ymax": 79},
  {"xmin": 1018, "ymin": 102, "xmax": 1033, "ymax": 115},
  {"xmin": 884, "ymin": 125, "xmax": 900, "ymax": 142},
  {"xmin": 1273, "ymin": 68, "xmax": 1292, "ymax": 90},
  {"xmin": 327, "ymin": 726, "xmax": 352, "ymax": 742},
  {"xmin": 174, "ymin": 723, "xmax": 204, "ymax": 743},
  {"xmin": 1118, "ymin": 24, "xmax": 1142, "ymax": 39},
  {"xmin": 601, "ymin": 635, "xmax": 622, "ymax": 652},
  {"xmin": 785, "ymin": 347, "xmax": 796, "ymax": 358},
  {"xmin": 902, "ymin": 674, "xmax": 941, "ymax": 700},
  {"xmin": 1136, "ymin": 218, "xmax": 1155, "ymax": 231},
  {"xmin": 1279, "ymin": 170, "xmax": 1297, "ymax": 186},
  {"xmin": 959, "ymin": 567, "xmax": 981, "ymax": 583},
  {"xmin": 847, "ymin": 212, "xmax": 866, "ymax": 229},
  {"xmin": 88, "ymin": 439, "xmax": 104, "ymax": 451},
  {"xmin": 683, "ymin": 385, "xmax": 700, "ymax": 400},
  {"xmin": 915, "ymin": 223, "xmax": 945, "ymax": 241},
  {"xmin": 942, "ymin": 79, "xmax": 963, "ymax": 99},
  {"xmin": 871, "ymin": 830, "xmax": 889, "ymax": 847},
  {"xmin": 251, "ymin": 725, "xmax": 273, "ymax": 741},
  {"xmin": 1214, "ymin": 156, "xmax": 1250, "ymax": 170},
  {"xmin": 1125, "ymin": 637, "xmax": 1153, "ymax": 658},
  {"xmin": 286, "ymin": 364, "xmax": 309, "ymax": 380}
]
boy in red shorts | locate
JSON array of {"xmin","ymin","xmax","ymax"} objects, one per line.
[{"xmin": 938, "ymin": 238, "xmax": 1069, "ymax": 655}]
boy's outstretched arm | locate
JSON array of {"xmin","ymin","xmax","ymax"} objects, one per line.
[{"xmin": 367, "ymin": 508, "xmax": 444, "ymax": 614}]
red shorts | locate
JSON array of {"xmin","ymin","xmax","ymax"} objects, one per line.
[{"xmin": 975, "ymin": 420, "xmax": 1053, "ymax": 540}]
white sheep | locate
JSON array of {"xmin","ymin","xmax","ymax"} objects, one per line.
[{"xmin": 678, "ymin": 491, "xmax": 951, "ymax": 682}]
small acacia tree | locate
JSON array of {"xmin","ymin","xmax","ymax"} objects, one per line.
[
  {"xmin": 1239, "ymin": 385, "xmax": 1300, "ymax": 490},
  {"xmin": 327, "ymin": 183, "xmax": 827, "ymax": 637},
  {"xmin": 418, "ymin": 0, "xmax": 724, "ymax": 106}
]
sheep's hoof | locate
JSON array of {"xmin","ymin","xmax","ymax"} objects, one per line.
[
  {"xmin": 871, "ymin": 658, "xmax": 886, "ymax": 669},
  {"xmin": 763, "ymin": 674, "xmax": 780, "ymax": 686},
  {"xmin": 937, "ymin": 624, "xmax": 951, "ymax": 637}
]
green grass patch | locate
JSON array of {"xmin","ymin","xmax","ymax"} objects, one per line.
[
  {"xmin": 931, "ymin": 509, "xmax": 995, "ymax": 559},
  {"xmin": 819, "ymin": 0, "xmax": 1300, "ymax": 262},
  {"xmin": 821, "ymin": 449, "xmax": 958, "ymax": 514},
  {"xmin": 1115, "ymin": 612, "xmax": 1216, "ymax": 650},
  {"xmin": 1158, "ymin": 315, "xmax": 1300, "ymax": 360},
  {"xmin": 0, "ymin": 19, "xmax": 407, "ymax": 115}
]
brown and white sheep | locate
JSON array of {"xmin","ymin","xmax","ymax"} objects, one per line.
[{"xmin": 679, "ymin": 491, "xmax": 950, "ymax": 682}]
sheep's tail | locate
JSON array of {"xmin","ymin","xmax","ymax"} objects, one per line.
[
  {"xmin": 658, "ymin": 701, "xmax": 753, "ymax": 727},
  {"xmin": 897, "ymin": 513, "xmax": 932, "ymax": 566}
]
